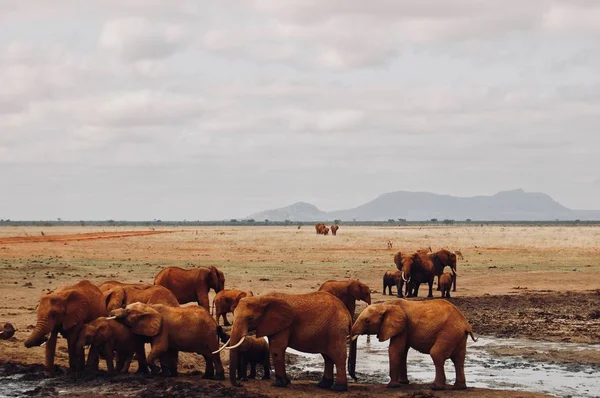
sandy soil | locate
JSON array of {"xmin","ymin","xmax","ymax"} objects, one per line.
[{"xmin": 1, "ymin": 225, "xmax": 599, "ymax": 397}]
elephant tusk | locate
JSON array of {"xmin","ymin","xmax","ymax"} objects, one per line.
[
  {"xmin": 212, "ymin": 338, "xmax": 230, "ymax": 354},
  {"xmin": 351, "ymin": 335, "xmax": 359, "ymax": 342},
  {"xmin": 224, "ymin": 336, "xmax": 246, "ymax": 350},
  {"xmin": 106, "ymin": 316, "xmax": 117, "ymax": 320},
  {"xmin": 0, "ymin": 331, "xmax": 4, "ymax": 336},
  {"xmin": 452, "ymin": 269, "xmax": 458, "ymax": 275},
  {"xmin": 401, "ymin": 272, "xmax": 408, "ymax": 282},
  {"xmin": 40, "ymin": 341, "xmax": 47, "ymax": 347}
]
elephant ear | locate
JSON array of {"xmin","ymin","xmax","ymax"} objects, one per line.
[
  {"xmin": 348, "ymin": 281, "xmax": 364, "ymax": 302},
  {"xmin": 93, "ymin": 321, "xmax": 111, "ymax": 345},
  {"xmin": 63, "ymin": 290, "xmax": 90, "ymax": 330},
  {"xmin": 234, "ymin": 292, "xmax": 247, "ymax": 305},
  {"xmin": 378, "ymin": 306, "xmax": 407, "ymax": 342},
  {"xmin": 104, "ymin": 287, "xmax": 126, "ymax": 311},
  {"xmin": 128, "ymin": 306, "xmax": 162, "ymax": 337},
  {"xmin": 256, "ymin": 298, "xmax": 294, "ymax": 338},
  {"xmin": 207, "ymin": 266, "xmax": 219, "ymax": 290}
]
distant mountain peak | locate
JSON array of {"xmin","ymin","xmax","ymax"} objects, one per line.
[{"xmin": 245, "ymin": 189, "xmax": 600, "ymax": 221}]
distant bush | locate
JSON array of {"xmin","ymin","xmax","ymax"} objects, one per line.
[
  {"xmin": 334, "ymin": 219, "xmax": 341, "ymax": 225},
  {"xmin": 430, "ymin": 218, "xmax": 438, "ymax": 222},
  {"xmin": 230, "ymin": 219, "xmax": 238, "ymax": 223},
  {"xmin": 443, "ymin": 219, "xmax": 455, "ymax": 225}
]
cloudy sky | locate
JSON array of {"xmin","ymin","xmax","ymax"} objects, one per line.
[{"xmin": 1, "ymin": 1, "xmax": 599, "ymax": 220}]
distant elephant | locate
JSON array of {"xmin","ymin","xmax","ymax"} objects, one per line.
[
  {"xmin": 438, "ymin": 273, "xmax": 453, "ymax": 298},
  {"xmin": 98, "ymin": 280, "xmax": 153, "ymax": 293},
  {"xmin": 318, "ymin": 280, "xmax": 371, "ymax": 319},
  {"xmin": 382, "ymin": 271, "xmax": 401, "ymax": 296},
  {"xmin": 0, "ymin": 323, "xmax": 15, "ymax": 340},
  {"xmin": 330, "ymin": 225, "xmax": 339, "ymax": 236},
  {"xmin": 430, "ymin": 249, "xmax": 458, "ymax": 292},
  {"xmin": 76, "ymin": 317, "xmax": 148, "ymax": 374},
  {"xmin": 154, "ymin": 266, "xmax": 225, "ymax": 310},
  {"xmin": 315, "ymin": 223, "xmax": 326, "ymax": 234},
  {"xmin": 212, "ymin": 289, "xmax": 253, "ymax": 326},
  {"xmin": 216, "ymin": 292, "xmax": 353, "ymax": 391},
  {"xmin": 323, "ymin": 227, "xmax": 330, "ymax": 235},
  {"xmin": 217, "ymin": 326, "xmax": 270, "ymax": 381},
  {"xmin": 24, "ymin": 280, "xmax": 107, "ymax": 375},
  {"xmin": 396, "ymin": 251, "xmax": 435, "ymax": 298},
  {"xmin": 109, "ymin": 302, "xmax": 224, "ymax": 380},
  {"xmin": 104, "ymin": 284, "xmax": 179, "ymax": 312},
  {"xmin": 349, "ymin": 299, "xmax": 477, "ymax": 390}
]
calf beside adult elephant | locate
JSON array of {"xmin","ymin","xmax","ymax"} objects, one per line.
[
  {"xmin": 212, "ymin": 289, "xmax": 253, "ymax": 326},
  {"xmin": 24, "ymin": 280, "xmax": 107, "ymax": 375},
  {"xmin": 430, "ymin": 249, "xmax": 458, "ymax": 292},
  {"xmin": 215, "ymin": 292, "xmax": 353, "ymax": 391},
  {"xmin": 395, "ymin": 251, "xmax": 435, "ymax": 298},
  {"xmin": 154, "ymin": 266, "xmax": 225, "ymax": 310},
  {"xmin": 350, "ymin": 299, "xmax": 477, "ymax": 390}
]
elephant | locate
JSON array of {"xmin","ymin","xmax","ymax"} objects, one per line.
[
  {"xmin": 318, "ymin": 280, "xmax": 371, "ymax": 319},
  {"xmin": 330, "ymin": 225, "xmax": 339, "ymax": 236},
  {"xmin": 349, "ymin": 299, "xmax": 478, "ymax": 390},
  {"xmin": 154, "ymin": 266, "xmax": 225, "ymax": 310},
  {"xmin": 75, "ymin": 317, "xmax": 148, "ymax": 374},
  {"xmin": 109, "ymin": 302, "xmax": 225, "ymax": 380},
  {"xmin": 315, "ymin": 223, "xmax": 326, "ymax": 234},
  {"xmin": 212, "ymin": 289, "xmax": 253, "ymax": 326},
  {"xmin": 323, "ymin": 227, "xmax": 330, "ymax": 235},
  {"xmin": 395, "ymin": 251, "xmax": 435, "ymax": 298},
  {"xmin": 382, "ymin": 271, "xmax": 401, "ymax": 296},
  {"xmin": 104, "ymin": 284, "xmax": 179, "ymax": 312},
  {"xmin": 438, "ymin": 273, "xmax": 453, "ymax": 298},
  {"xmin": 215, "ymin": 292, "xmax": 353, "ymax": 391},
  {"xmin": 98, "ymin": 280, "xmax": 153, "ymax": 293},
  {"xmin": 217, "ymin": 326, "xmax": 270, "ymax": 381},
  {"xmin": 0, "ymin": 323, "xmax": 15, "ymax": 340},
  {"xmin": 24, "ymin": 280, "xmax": 107, "ymax": 375},
  {"xmin": 430, "ymin": 249, "xmax": 458, "ymax": 292}
]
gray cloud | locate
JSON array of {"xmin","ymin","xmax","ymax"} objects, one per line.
[{"xmin": 0, "ymin": 1, "xmax": 599, "ymax": 219}]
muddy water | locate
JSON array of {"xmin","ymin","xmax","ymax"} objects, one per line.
[{"xmin": 289, "ymin": 336, "xmax": 600, "ymax": 398}]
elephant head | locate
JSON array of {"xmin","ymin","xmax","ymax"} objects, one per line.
[
  {"xmin": 205, "ymin": 266, "xmax": 225, "ymax": 293},
  {"xmin": 399, "ymin": 254, "xmax": 415, "ymax": 285},
  {"xmin": 215, "ymin": 296, "xmax": 293, "ymax": 386},
  {"xmin": 348, "ymin": 281, "xmax": 371, "ymax": 306},
  {"xmin": 75, "ymin": 318, "xmax": 112, "ymax": 353},
  {"xmin": 109, "ymin": 302, "xmax": 162, "ymax": 337},
  {"xmin": 0, "ymin": 323, "xmax": 15, "ymax": 340},
  {"xmin": 104, "ymin": 287, "xmax": 127, "ymax": 312},
  {"xmin": 231, "ymin": 291, "xmax": 254, "ymax": 313},
  {"xmin": 350, "ymin": 304, "xmax": 407, "ymax": 342},
  {"xmin": 24, "ymin": 290, "xmax": 90, "ymax": 348}
]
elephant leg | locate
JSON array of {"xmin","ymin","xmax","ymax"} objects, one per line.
[
  {"xmin": 211, "ymin": 351, "xmax": 225, "ymax": 380},
  {"xmin": 147, "ymin": 335, "xmax": 168, "ymax": 374},
  {"xmin": 223, "ymin": 313, "xmax": 231, "ymax": 327},
  {"xmin": 317, "ymin": 354, "xmax": 334, "ymax": 389},
  {"xmin": 387, "ymin": 335, "xmax": 409, "ymax": 388},
  {"xmin": 330, "ymin": 343, "xmax": 348, "ymax": 391},
  {"xmin": 452, "ymin": 272, "xmax": 457, "ymax": 292},
  {"xmin": 430, "ymin": 344, "xmax": 448, "ymax": 390},
  {"xmin": 240, "ymin": 354, "xmax": 248, "ymax": 381},
  {"xmin": 427, "ymin": 278, "xmax": 434, "ymax": 298},
  {"xmin": 396, "ymin": 281, "xmax": 404, "ymax": 298},
  {"xmin": 135, "ymin": 343, "xmax": 149, "ymax": 374},
  {"xmin": 44, "ymin": 330, "xmax": 59, "ymax": 376},
  {"xmin": 436, "ymin": 275, "xmax": 441, "ymax": 291},
  {"xmin": 451, "ymin": 339, "xmax": 467, "ymax": 389},
  {"xmin": 196, "ymin": 289, "xmax": 210, "ymax": 311},
  {"xmin": 382, "ymin": 281, "xmax": 386, "ymax": 295},
  {"xmin": 269, "ymin": 337, "xmax": 290, "ymax": 387},
  {"xmin": 262, "ymin": 356, "xmax": 271, "ymax": 380},
  {"xmin": 166, "ymin": 349, "xmax": 179, "ymax": 377},
  {"xmin": 103, "ymin": 344, "xmax": 115, "ymax": 374},
  {"xmin": 119, "ymin": 352, "xmax": 134, "ymax": 373},
  {"xmin": 446, "ymin": 290, "xmax": 451, "ymax": 299},
  {"xmin": 249, "ymin": 362, "xmax": 257, "ymax": 379},
  {"xmin": 202, "ymin": 352, "xmax": 215, "ymax": 379},
  {"xmin": 84, "ymin": 345, "xmax": 101, "ymax": 372},
  {"xmin": 67, "ymin": 331, "xmax": 85, "ymax": 374}
]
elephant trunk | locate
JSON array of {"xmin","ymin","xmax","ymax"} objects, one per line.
[
  {"xmin": 24, "ymin": 319, "xmax": 51, "ymax": 348},
  {"xmin": 229, "ymin": 349, "xmax": 240, "ymax": 386},
  {"xmin": 227, "ymin": 325, "xmax": 247, "ymax": 387}
]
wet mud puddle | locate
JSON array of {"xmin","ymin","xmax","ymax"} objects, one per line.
[{"xmin": 290, "ymin": 336, "xmax": 600, "ymax": 398}]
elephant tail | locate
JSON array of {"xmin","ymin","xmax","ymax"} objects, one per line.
[
  {"xmin": 348, "ymin": 338, "xmax": 357, "ymax": 381},
  {"xmin": 467, "ymin": 326, "xmax": 478, "ymax": 342}
]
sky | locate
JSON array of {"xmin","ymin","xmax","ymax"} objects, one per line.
[{"xmin": 1, "ymin": 0, "xmax": 599, "ymax": 220}]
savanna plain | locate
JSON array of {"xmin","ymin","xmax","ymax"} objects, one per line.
[{"xmin": 0, "ymin": 225, "xmax": 599, "ymax": 398}]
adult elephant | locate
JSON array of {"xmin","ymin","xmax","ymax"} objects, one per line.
[
  {"xmin": 330, "ymin": 225, "xmax": 339, "ymax": 236},
  {"xmin": 215, "ymin": 292, "xmax": 353, "ymax": 391},
  {"xmin": 395, "ymin": 251, "xmax": 435, "ymax": 298},
  {"xmin": 98, "ymin": 280, "xmax": 152, "ymax": 293},
  {"xmin": 154, "ymin": 266, "xmax": 225, "ymax": 310},
  {"xmin": 24, "ymin": 280, "xmax": 106, "ymax": 375},
  {"xmin": 104, "ymin": 284, "xmax": 179, "ymax": 312},
  {"xmin": 315, "ymin": 223, "xmax": 326, "ymax": 234},
  {"xmin": 349, "ymin": 299, "xmax": 477, "ymax": 390},
  {"xmin": 318, "ymin": 280, "xmax": 371, "ymax": 319},
  {"xmin": 430, "ymin": 249, "xmax": 458, "ymax": 292}
]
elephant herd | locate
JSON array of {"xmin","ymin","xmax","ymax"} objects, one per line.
[
  {"xmin": 384, "ymin": 248, "xmax": 459, "ymax": 299},
  {"xmin": 22, "ymin": 259, "xmax": 476, "ymax": 392},
  {"xmin": 315, "ymin": 223, "xmax": 339, "ymax": 236}
]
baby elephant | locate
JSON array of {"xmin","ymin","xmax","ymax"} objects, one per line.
[
  {"xmin": 382, "ymin": 270, "xmax": 401, "ymax": 296},
  {"xmin": 109, "ymin": 302, "xmax": 225, "ymax": 380},
  {"xmin": 212, "ymin": 290, "xmax": 253, "ymax": 326},
  {"xmin": 439, "ymin": 273, "xmax": 453, "ymax": 298},
  {"xmin": 0, "ymin": 323, "xmax": 15, "ymax": 340},
  {"xmin": 217, "ymin": 326, "xmax": 270, "ymax": 381},
  {"xmin": 76, "ymin": 317, "xmax": 148, "ymax": 374}
]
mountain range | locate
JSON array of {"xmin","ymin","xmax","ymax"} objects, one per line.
[{"xmin": 246, "ymin": 189, "xmax": 600, "ymax": 222}]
